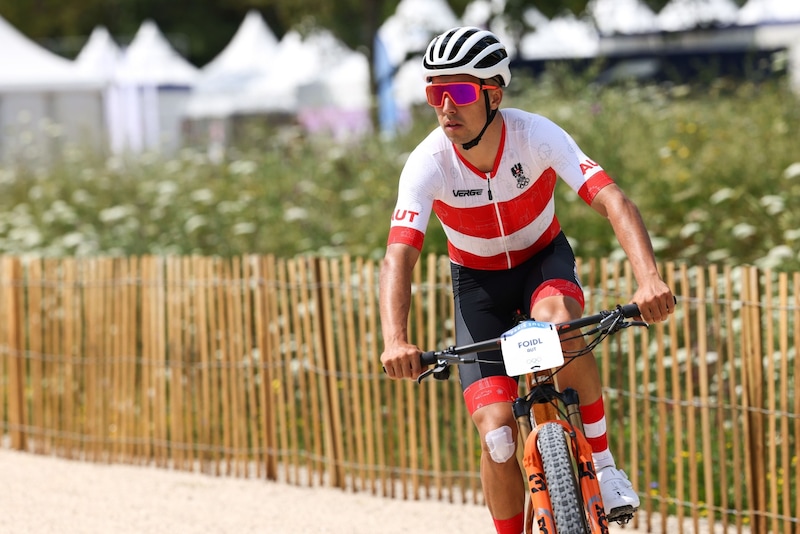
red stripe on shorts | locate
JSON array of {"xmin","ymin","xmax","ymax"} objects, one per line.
[{"xmin": 463, "ymin": 375, "xmax": 519, "ymax": 416}]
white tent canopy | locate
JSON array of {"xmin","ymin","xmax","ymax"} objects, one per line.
[
  {"xmin": 461, "ymin": 0, "xmax": 502, "ymax": 28},
  {"xmin": 738, "ymin": 0, "xmax": 800, "ymax": 24},
  {"xmin": 185, "ymin": 19, "xmax": 371, "ymax": 147},
  {"xmin": 0, "ymin": 15, "xmax": 103, "ymax": 91},
  {"xmin": 240, "ymin": 28, "xmax": 372, "ymax": 119},
  {"xmin": 322, "ymin": 52, "xmax": 371, "ymax": 110},
  {"xmin": 590, "ymin": 0, "xmax": 660, "ymax": 35},
  {"xmin": 76, "ymin": 25, "xmax": 122, "ymax": 80},
  {"xmin": 520, "ymin": 12, "xmax": 600, "ymax": 59},
  {"xmin": 115, "ymin": 19, "xmax": 199, "ymax": 87},
  {"xmin": 201, "ymin": 10, "xmax": 278, "ymax": 80},
  {"xmin": 295, "ymin": 32, "xmax": 372, "ymax": 139},
  {"xmin": 296, "ymin": 30, "xmax": 370, "ymax": 110},
  {"xmin": 108, "ymin": 20, "xmax": 199, "ymax": 154},
  {"xmin": 185, "ymin": 10, "xmax": 279, "ymax": 119},
  {"xmin": 461, "ymin": 0, "xmax": 525, "ymax": 56},
  {"xmin": 0, "ymin": 15, "xmax": 105, "ymax": 162},
  {"xmin": 377, "ymin": 0, "xmax": 460, "ymax": 114},
  {"xmin": 235, "ymin": 29, "xmax": 319, "ymax": 114},
  {"xmin": 378, "ymin": 0, "xmax": 459, "ymax": 66},
  {"xmin": 657, "ymin": 0, "xmax": 740, "ymax": 31},
  {"xmin": 392, "ymin": 57, "xmax": 426, "ymax": 107}
]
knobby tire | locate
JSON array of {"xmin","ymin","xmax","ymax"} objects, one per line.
[{"xmin": 537, "ymin": 422, "xmax": 589, "ymax": 534}]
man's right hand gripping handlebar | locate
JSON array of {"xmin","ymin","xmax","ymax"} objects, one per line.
[{"xmin": 381, "ymin": 342, "xmax": 424, "ymax": 380}]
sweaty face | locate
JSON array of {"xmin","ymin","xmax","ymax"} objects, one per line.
[{"xmin": 428, "ymin": 75, "xmax": 501, "ymax": 146}]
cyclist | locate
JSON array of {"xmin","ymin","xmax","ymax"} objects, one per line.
[{"xmin": 379, "ymin": 26, "xmax": 675, "ymax": 534}]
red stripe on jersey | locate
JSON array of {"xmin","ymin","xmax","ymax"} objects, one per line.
[
  {"xmin": 433, "ymin": 168, "xmax": 557, "ymax": 239},
  {"xmin": 577, "ymin": 171, "xmax": 615, "ymax": 204},
  {"xmin": 387, "ymin": 226, "xmax": 425, "ymax": 250},
  {"xmin": 447, "ymin": 217, "xmax": 562, "ymax": 270}
]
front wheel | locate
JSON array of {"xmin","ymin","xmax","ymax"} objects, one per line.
[{"xmin": 537, "ymin": 422, "xmax": 589, "ymax": 533}]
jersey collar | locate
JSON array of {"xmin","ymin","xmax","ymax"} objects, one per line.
[{"xmin": 454, "ymin": 118, "xmax": 506, "ymax": 179}]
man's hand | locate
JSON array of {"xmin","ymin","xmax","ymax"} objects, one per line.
[
  {"xmin": 381, "ymin": 342, "xmax": 424, "ymax": 380},
  {"xmin": 631, "ymin": 278, "xmax": 674, "ymax": 323}
]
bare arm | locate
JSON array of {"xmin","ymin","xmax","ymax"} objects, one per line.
[
  {"xmin": 590, "ymin": 184, "xmax": 674, "ymax": 323},
  {"xmin": 379, "ymin": 243, "xmax": 423, "ymax": 379}
]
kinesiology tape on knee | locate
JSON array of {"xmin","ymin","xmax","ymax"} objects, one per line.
[{"xmin": 485, "ymin": 426, "xmax": 516, "ymax": 463}]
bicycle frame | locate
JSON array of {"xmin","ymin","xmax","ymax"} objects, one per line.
[{"xmin": 418, "ymin": 303, "xmax": 647, "ymax": 534}]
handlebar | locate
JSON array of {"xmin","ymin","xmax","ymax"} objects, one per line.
[{"xmin": 419, "ymin": 302, "xmax": 646, "ymax": 369}]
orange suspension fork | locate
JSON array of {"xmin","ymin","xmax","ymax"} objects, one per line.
[{"xmin": 522, "ymin": 420, "xmax": 609, "ymax": 534}]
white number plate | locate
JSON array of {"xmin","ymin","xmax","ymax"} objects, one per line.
[{"xmin": 500, "ymin": 320, "xmax": 564, "ymax": 377}]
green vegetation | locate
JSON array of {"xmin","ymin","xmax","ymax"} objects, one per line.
[
  {"xmin": 506, "ymin": 68, "xmax": 800, "ymax": 271},
  {"xmin": 1, "ymin": 70, "xmax": 799, "ymax": 270}
]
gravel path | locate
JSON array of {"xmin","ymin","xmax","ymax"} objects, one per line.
[{"xmin": 1, "ymin": 447, "xmax": 656, "ymax": 533}]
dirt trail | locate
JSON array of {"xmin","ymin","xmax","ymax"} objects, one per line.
[{"xmin": 1, "ymin": 447, "xmax": 660, "ymax": 533}]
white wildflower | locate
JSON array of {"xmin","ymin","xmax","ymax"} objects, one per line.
[
  {"xmin": 650, "ymin": 236, "xmax": 669, "ymax": 252},
  {"xmin": 755, "ymin": 245, "xmax": 794, "ymax": 269},
  {"xmin": 157, "ymin": 180, "xmax": 178, "ymax": 197},
  {"xmin": 233, "ymin": 222, "xmax": 256, "ymax": 235},
  {"xmin": 731, "ymin": 223, "xmax": 756, "ymax": 239},
  {"xmin": 783, "ymin": 162, "xmax": 800, "ymax": 179},
  {"xmin": 352, "ymin": 205, "xmax": 371, "ymax": 218},
  {"xmin": 709, "ymin": 188, "xmax": 734, "ymax": 204},
  {"xmin": 99, "ymin": 205, "xmax": 134, "ymax": 223},
  {"xmin": 679, "ymin": 222, "xmax": 701, "ymax": 239},
  {"xmin": 228, "ymin": 160, "xmax": 257, "ymax": 175},
  {"xmin": 184, "ymin": 215, "xmax": 207, "ymax": 233},
  {"xmin": 61, "ymin": 232, "xmax": 85, "ymax": 248},
  {"xmin": 340, "ymin": 188, "xmax": 361, "ymax": 201},
  {"xmin": 759, "ymin": 195, "xmax": 784, "ymax": 215},
  {"xmin": 217, "ymin": 200, "xmax": 243, "ymax": 214},
  {"xmin": 190, "ymin": 188, "xmax": 214, "ymax": 204},
  {"xmin": 284, "ymin": 207, "xmax": 308, "ymax": 222}
]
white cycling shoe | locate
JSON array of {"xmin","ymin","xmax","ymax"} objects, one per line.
[{"xmin": 597, "ymin": 466, "xmax": 639, "ymax": 523}]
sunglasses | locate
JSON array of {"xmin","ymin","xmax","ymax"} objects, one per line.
[{"xmin": 425, "ymin": 82, "xmax": 500, "ymax": 107}]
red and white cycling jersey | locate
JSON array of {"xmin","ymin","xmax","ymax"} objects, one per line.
[{"xmin": 387, "ymin": 108, "xmax": 614, "ymax": 270}]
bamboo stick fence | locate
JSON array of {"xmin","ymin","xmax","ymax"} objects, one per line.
[{"xmin": 0, "ymin": 255, "xmax": 797, "ymax": 533}]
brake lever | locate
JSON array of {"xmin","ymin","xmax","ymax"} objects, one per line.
[
  {"xmin": 417, "ymin": 360, "xmax": 450, "ymax": 384},
  {"xmin": 417, "ymin": 361, "xmax": 450, "ymax": 384},
  {"xmin": 417, "ymin": 367, "xmax": 435, "ymax": 384}
]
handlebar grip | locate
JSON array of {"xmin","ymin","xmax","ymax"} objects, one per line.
[
  {"xmin": 620, "ymin": 296, "xmax": 676, "ymax": 319},
  {"xmin": 420, "ymin": 351, "xmax": 438, "ymax": 366},
  {"xmin": 619, "ymin": 302, "xmax": 641, "ymax": 318}
]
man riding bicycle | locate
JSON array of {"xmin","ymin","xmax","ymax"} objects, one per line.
[{"xmin": 379, "ymin": 26, "xmax": 675, "ymax": 534}]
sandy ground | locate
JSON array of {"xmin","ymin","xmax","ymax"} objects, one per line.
[{"xmin": 0, "ymin": 448, "xmax": 653, "ymax": 534}]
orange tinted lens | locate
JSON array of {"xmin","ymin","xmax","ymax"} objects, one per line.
[{"xmin": 425, "ymin": 83, "xmax": 480, "ymax": 107}]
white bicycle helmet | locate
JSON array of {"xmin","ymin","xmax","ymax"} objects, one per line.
[{"xmin": 422, "ymin": 27, "xmax": 511, "ymax": 87}]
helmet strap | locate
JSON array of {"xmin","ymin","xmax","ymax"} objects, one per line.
[{"xmin": 462, "ymin": 80, "xmax": 497, "ymax": 151}]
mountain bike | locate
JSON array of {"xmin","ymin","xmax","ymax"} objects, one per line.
[{"xmin": 417, "ymin": 302, "xmax": 648, "ymax": 534}]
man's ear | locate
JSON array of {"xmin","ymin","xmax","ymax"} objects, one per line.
[{"xmin": 490, "ymin": 88, "xmax": 503, "ymax": 110}]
